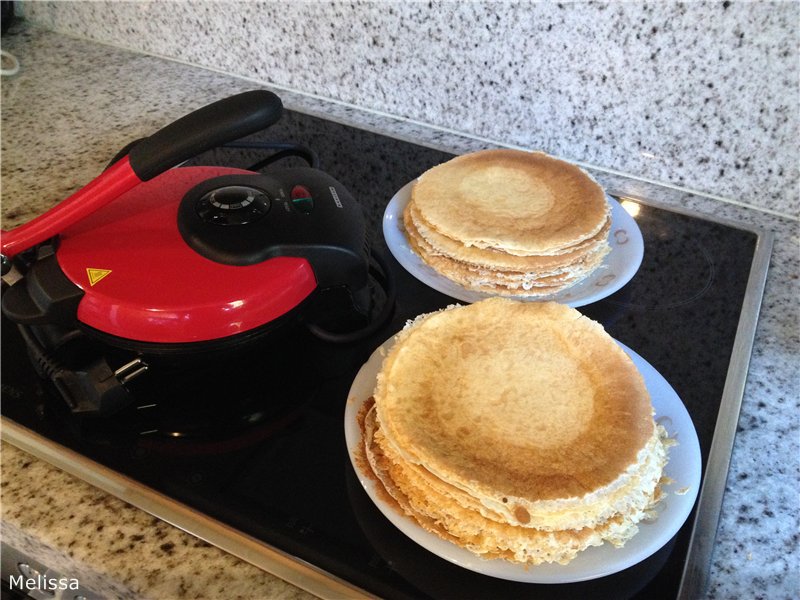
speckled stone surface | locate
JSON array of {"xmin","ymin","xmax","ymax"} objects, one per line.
[
  {"xmin": 1, "ymin": 23, "xmax": 798, "ymax": 600},
  {"xmin": 1, "ymin": 443, "xmax": 317, "ymax": 600},
  {"xmin": 18, "ymin": 0, "xmax": 800, "ymax": 219}
]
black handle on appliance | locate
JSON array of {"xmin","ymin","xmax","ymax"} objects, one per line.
[
  {"xmin": 0, "ymin": 90, "xmax": 284, "ymax": 261},
  {"xmin": 128, "ymin": 90, "xmax": 283, "ymax": 181}
]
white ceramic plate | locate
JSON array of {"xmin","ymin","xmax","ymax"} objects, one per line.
[
  {"xmin": 344, "ymin": 336, "xmax": 701, "ymax": 584},
  {"xmin": 382, "ymin": 180, "xmax": 644, "ymax": 307}
]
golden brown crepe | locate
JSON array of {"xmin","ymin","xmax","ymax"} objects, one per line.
[
  {"xmin": 404, "ymin": 209, "xmax": 610, "ymax": 295},
  {"xmin": 407, "ymin": 200, "xmax": 612, "ymax": 271},
  {"xmin": 362, "ymin": 299, "xmax": 670, "ymax": 565},
  {"xmin": 403, "ymin": 149, "xmax": 612, "ymax": 296}
]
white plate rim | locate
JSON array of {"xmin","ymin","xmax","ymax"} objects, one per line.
[
  {"xmin": 344, "ymin": 336, "xmax": 701, "ymax": 584},
  {"xmin": 382, "ymin": 180, "xmax": 644, "ymax": 308}
]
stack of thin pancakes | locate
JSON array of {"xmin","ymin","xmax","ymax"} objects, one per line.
[
  {"xmin": 403, "ymin": 149, "xmax": 612, "ymax": 296},
  {"xmin": 360, "ymin": 298, "xmax": 670, "ymax": 566}
]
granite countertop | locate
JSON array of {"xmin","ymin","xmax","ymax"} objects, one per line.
[
  {"xmin": 1, "ymin": 24, "xmax": 797, "ymax": 600},
  {"xmin": 1, "ymin": 443, "xmax": 317, "ymax": 600}
]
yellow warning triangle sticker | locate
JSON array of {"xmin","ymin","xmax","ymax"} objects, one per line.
[{"xmin": 86, "ymin": 268, "xmax": 112, "ymax": 286}]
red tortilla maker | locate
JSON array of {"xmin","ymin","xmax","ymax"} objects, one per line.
[{"xmin": 1, "ymin": 91, "xmax": 387, "ymax": 415}]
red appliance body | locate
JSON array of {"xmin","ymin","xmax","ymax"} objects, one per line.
[
  {"xmin": 0, "ymin": 91, "xmax": 376, "ymax": 415},
  {"xmin": 56, "ymin": 166, "xmax": 317, "ymax": 344}
]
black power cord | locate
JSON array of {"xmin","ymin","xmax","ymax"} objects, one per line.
[{"xmin": 223, "ymin": 141, "xmax": 320, "ymax": 170}]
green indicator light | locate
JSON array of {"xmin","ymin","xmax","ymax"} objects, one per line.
[{"xmin": 292, "ymin": 197, "xmax": 314, "ymax": 213}]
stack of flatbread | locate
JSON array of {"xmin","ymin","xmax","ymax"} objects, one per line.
[
  {"xmin": 359, "ymin": 299, "xmax": 670, "ymax": 565},
  {"xmin": 403, "ymin": 149, "xmax": 611, "ymax": 296}
]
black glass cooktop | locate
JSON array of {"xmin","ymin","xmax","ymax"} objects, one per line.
[{"xmin": 1, "ymin": 109, "xmax": 762, "ymax": 599}]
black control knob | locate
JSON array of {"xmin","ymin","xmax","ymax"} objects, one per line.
[
  {"xmin": 195, "ymin": 185, "xmax": 270, "ymax": 226},
  {"xmin": 178, "ymin": 171, "xmax": 367, "ymax": 282}
]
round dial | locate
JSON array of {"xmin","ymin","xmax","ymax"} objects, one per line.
[{"xmin": 195, "ymin": 185, "xmax": 271, "ymax": 226}]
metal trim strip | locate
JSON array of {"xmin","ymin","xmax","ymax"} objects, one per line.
[
  {"xmin": 676, "ymin": 228, "xmax": 774, "ymax": 597},
  {"xmin": 0, "ymin": 419, "xmax": 372, "ymax": 600}
]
